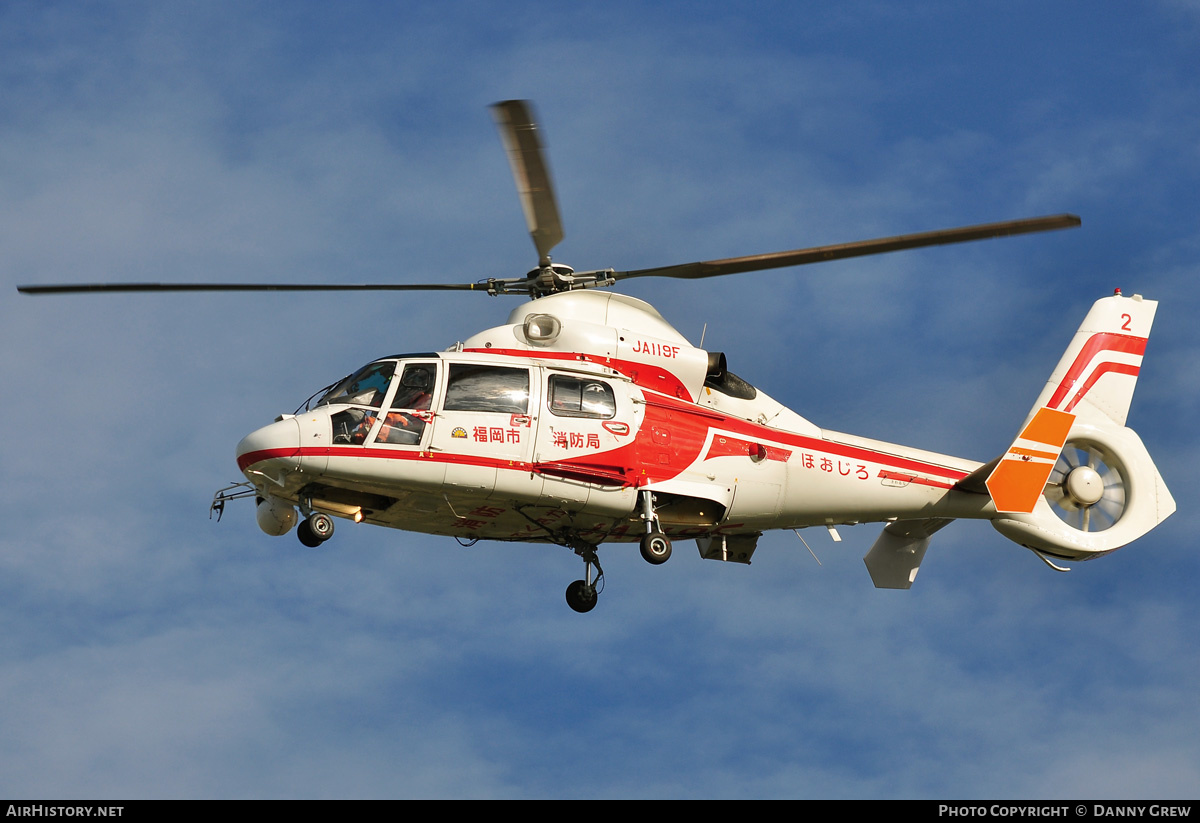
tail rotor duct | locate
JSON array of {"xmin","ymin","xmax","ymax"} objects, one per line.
[{"xmin": 1044, "ymin": 441, "xmax": 1127, "ymax": 532}]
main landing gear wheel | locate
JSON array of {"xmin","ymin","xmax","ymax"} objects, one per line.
[
  {"xmin": 639, "ymin": 532, "xmax": 672, "ymax": 565},
  {"xmin": 637, "ymin": 490, "xmax": 671, "ymax": 565},
  {"xmin": 563, "ymin": 538, "xmax": 603, "ymax": 613},
  {"xmin": 308, "ymin": 512, "xmax": 335, "ymax": 539},
  {"xmin": 565, "ymin": 579, "xmax": 598, "ymax": 613},
  {"xmin": 297, "ymin": 512, "xmax": 335, "ymax": 547}
]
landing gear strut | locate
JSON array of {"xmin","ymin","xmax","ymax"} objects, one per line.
[
  {"xmin": 637, "ymin": 490, "xmax": 672, "ymax": 565},
  {"xmin": 565, "ymin": 540, "xmax": 603, "ymax": 613}
]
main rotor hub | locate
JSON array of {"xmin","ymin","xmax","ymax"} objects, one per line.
[{"xmin": 528, "ymin": 263, "xmax": 574, "ymax": 296}]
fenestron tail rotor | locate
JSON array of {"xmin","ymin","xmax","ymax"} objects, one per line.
[
  {"xmin": 1044, "ymin": 442, "xmax": 1127, "ymax": 532},
  {"xmin": 16, "ymin": 99, "xmax": 1082, "ymax": 300}
]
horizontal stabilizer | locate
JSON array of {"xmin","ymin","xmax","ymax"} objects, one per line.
[
  {"xmin": 864, "ymin": 519, "xmax": 953, "ymax": 589},
  {"xmin": 697, "ymin": 533, "xmax": 759, "ymax": 564}
]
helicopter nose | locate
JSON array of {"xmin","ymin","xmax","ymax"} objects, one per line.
[{"xmin": 236, "ymin": 416, "xmax": 302, "ymax": 474}]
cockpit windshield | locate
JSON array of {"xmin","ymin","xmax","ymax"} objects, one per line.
[{"xmin": 317, "ymin": 361, "xmax": 396, "ymax": 408}]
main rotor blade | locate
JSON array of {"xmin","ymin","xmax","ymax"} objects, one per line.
[
  {"xmin": 613, "ymin": 214, "xmax": 1081, "ymax": 282},
  {"xmin": 17, "ymin": 281, "xmax": 490, "ymax": 295},
  {"xmin": 491, "ymin": 99, "xmax": 564, "ymax": 266}
]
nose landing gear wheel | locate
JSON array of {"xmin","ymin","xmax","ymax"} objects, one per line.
[
  {"xmin": 639, "ymin": 532, "xmax": 672, "ymax": 565},
  {"xmin": 565, "ymin": 579, "xmax": 598, "ymax": 613},
  {"xmin": 308, "ymin": 512, "xmax": 335, "ymax": 539},
  {"xmin": 562, "ymin": 537, "xmax": 603, "ymax": 612},
  {"xmin": 297, "ymin": 520, "xmax": 322, "ymax": 547}
]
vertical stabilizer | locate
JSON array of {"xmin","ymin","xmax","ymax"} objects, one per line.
[{"xmin": 1033, "ymin": 292, "xmax": 1155, "ymax": 427}]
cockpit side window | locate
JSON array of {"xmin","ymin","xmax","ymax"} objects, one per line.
[
  {"xmin": 391, "ymin": 364, "xmax": 436, "ymax": 411},
  {"xmin": 443, "ymin": 364, "xmax": 529, "ymax": 414},
  {"xmin": 547, "ymin": 375, "xmax": 616, "ymax": 419},
  {"xmin": 368, "ymin": 363, "xmax": 439, "ymax": 446},
  {"xmin": 319, "ymin": 361, "xmax": 396, "ymax": 408}
]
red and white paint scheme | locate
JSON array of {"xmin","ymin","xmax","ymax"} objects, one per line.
[{"xmin": 232, "ymin": 288, "xmax": 1174, "ymax": 608}]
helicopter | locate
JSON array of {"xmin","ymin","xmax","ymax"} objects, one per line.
[{"xmin": 18, "ymin": 100, "xmax": 1176, "ymax": 613}]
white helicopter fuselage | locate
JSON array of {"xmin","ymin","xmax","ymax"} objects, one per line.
[{"xmin": 236, "ymin": 291, "xmax": 993, "ymax": 558}]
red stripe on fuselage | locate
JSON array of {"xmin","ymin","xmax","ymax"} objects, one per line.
[
  {"xmin": 239, "ymin": 444, "xmax": 542, "ymax": 474},
  {"xmin": 634, "ymin": 391, "xmax": 969, "ymax": 481},
  {"xmin": 237, "ymin": 447, "xmax": 299, "ymax": 473},
  {"xmin": 703, "ymin": 435, "xmax": 791, "ymax": 463},
  {"xmin": 877, "ymin": 470, "xmax": 955, "ymax": 490},
  {"xmin": 239, "ymin": 390, "xmax": 970, "ymax": 489}
]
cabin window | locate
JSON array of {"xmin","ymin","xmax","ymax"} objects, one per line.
[
  {"xmin": 547, "ymin": 375, "xmax": 616, "ymax": 419},
  {"xmin": 443, "ymin": 364, "xmax": 529, "ymax": 414}
]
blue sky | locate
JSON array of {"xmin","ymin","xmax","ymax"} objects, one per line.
[{"xmin": 2, "ymin": 0, "xmax": 1198, "ymax": 799}]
